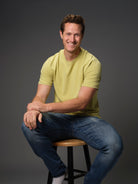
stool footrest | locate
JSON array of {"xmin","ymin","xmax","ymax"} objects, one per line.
[{"xmin": 65, "ymin": 169, "xmax": 87, "ymax": 180}]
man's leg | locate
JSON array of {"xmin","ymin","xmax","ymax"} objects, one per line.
[
  {"xmin": 22, "ymin": 113, "xmax": 72, "ymax": 178},
  {"xmin": 73, "ymin": 116, "xmax": 123, "ymax": 184}
]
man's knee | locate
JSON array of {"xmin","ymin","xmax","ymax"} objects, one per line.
[
  {"xmin": 21, "ymin": 122, "xmax": 27, "ymax": 134},
  {"xmin": 21, "ymin": 122, "xmax": 35, "ymax": 142},
  {"xmin": 21, "ymin": 122, "xmax": 41, "ymax": 155},
  {"xmin": 21, "ymin": 122, "xmax": 29, "ymax": 135},
  {"xmin": 105, "ymin": 132, "xmax": 123, "ymax": 157},
  {"xmin": 114, "ymin": 135, "xmax": 123, "ymax": 156}
]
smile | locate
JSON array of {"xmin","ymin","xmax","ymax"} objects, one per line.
[{"xmin": 67, "ymin": 42, "xmax": 76, "ymax": 46}]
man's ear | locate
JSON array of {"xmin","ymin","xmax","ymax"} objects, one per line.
[{"xmin": 59, "ymin": 30, "xmax": 63, "ymax": 39}]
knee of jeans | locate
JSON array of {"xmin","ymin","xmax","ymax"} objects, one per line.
[
  {"xmin": 21, "ymin": 122, "xmax": 28, "ymax": 135},
  {"xmin": 21, "ymin": 122, "xmax": 41, "ymax": 155},
  {"xmin": 104, "ymin": 133, "xmax": 123, "ymax": 157},
  {"xmin": 21, "ymin": 122, "xmax": 34, "ymax": 142},
  {"xmin": 21, "ymin": 122, "xmax": 26, "ymax": 133},
  {"xmin": 100, "ymin": 123, "xmax": 123, "ymax": 155}
]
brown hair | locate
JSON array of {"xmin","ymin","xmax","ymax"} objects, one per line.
[{"xmin": 60, "ymin": 14, "xmax": 85, "ymax": 35}]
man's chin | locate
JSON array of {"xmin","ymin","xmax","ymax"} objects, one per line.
[{"xmin": 65, "ymin": 47, "xmax": 79, "ymax": 54}]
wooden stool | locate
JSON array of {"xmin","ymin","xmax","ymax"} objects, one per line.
[{"xmin": 47, "ymin": 139, "xmax": 91, "ymax": 184}]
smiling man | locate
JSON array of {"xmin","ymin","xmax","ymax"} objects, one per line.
[
  {"xmin": 22, "ymin": 14, "xmax": 123, "ymax": 184},
  {"xmin": 60, "ymin": 22, "xmax": 82, "ymax": 60}
]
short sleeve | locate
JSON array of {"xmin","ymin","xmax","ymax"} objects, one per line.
[
  {"xmin": 82, "ymin": 58, "xmax": 101, "ymax": 89},
  {"xmin": 38, "ymin": 59, "xmax": 53, "ymax": 86}
]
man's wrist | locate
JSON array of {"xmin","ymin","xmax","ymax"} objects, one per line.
[{"xmin": 44, "ymin": 103, "xmax": 52, "ymax": 112}]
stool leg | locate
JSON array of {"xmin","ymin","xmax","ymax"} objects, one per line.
[
  {"xmin": 68, "ymin": 147, "xmax": 74, "ymax": 184},
  {"xmin": 83, "ymin": 145, "xmax": 91, "ymax": 171},
  {"xmin": 47, "ymin": 172, "xmax": 52, "ymax": 184}
]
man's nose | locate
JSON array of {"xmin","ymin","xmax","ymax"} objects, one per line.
[{"xmin": 70, "ymin": 35, "xmax": 75, "ymax": 42}]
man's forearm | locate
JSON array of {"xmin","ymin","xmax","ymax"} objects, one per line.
[
  {"xmin": 31, "ymin": 84, "xmax": 51, "ymax": 105},
  {"xmin": 26, "ymin": 96, "xmax": 46, "ymax": 113},
  {"xmin": 32, "ymin": 95, "xmax": 45, "ymax": 103},
  {"xmin": 28, "ymin": 97, "xmax": 88, "ymax": 113},
  {"xmin": 27, "ymin": 86, "xmax": 96, "ymax": 113},
  {"xmin": 47, "ymin": 98, "xmax": 88, "ymax": 113}
]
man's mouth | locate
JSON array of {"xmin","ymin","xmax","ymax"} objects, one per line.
[{"xmin": 67, "ymin": 42, "xmax": 76, "ymax": 46}]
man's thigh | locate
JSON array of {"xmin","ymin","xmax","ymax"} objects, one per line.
[
  {"xmin": 36, "ymin": 112, "xmax": 73, "ymax": 141},
  {"xmin": 72, "ymin": 116, "xmax": 122, "ymax": 150}
]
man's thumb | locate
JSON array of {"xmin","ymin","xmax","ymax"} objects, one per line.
[{"xmin": 38, "ymin": 113, "xmax": 42, "ymax": 123}]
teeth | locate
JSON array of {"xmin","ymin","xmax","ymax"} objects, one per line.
[{"xmin": 68, "ymin": 43, "xmax": 75, "ymax": 45}]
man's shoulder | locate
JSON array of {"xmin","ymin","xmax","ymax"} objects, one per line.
[
  {"xmin": 47, "ymin": 49, "xmax": 63, "ymax": 62},
  {"xmin": 81, "ymin": 48, "xmax": 101, "ymax": 64},
  {"xmin": 42, "ymin": 49, "xmax": 63, "ymax": 68}
]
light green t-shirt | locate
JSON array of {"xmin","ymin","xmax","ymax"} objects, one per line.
[{"xmin": 39, "ymin": 48, "xmax": 101, "ymax": 118}]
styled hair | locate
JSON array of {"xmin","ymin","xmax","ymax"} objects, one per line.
[{"xmin": 60, "ymin": 14, "xmax": 85, "ymax": 35}]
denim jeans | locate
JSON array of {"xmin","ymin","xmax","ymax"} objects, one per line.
[{"xmin": 22, "ymin": 112, "xmax": 123, "ymax": 184}]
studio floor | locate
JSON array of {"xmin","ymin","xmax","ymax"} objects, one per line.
[{"xmin": 0, "ymin": 168, "xmax": 137, "ymax": 184}]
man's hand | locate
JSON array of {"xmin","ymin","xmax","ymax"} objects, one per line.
[
  {"xmin": 27, "ymin": 101, "xmax": 46, "ymax": 112},
  {"xmin": 23, "ymin": 110, "xmax": 42, "ymax": 130}
]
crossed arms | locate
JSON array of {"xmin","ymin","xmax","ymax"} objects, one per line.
[{"xmin": 24, "ymin": 84, "xmax": 97, "ymax": 130}]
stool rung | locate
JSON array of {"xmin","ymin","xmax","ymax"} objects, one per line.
[
  {"xmin": 65, "ymin": 169, "xmax": 87, "ymax": 180},
  {"xmin": 73, "ymin": 169, "xmax": 87, "ymax": 174}
]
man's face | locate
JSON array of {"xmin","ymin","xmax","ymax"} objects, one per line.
[{"xmin": 60, "ymin": 23, "xmax": 83, "ymax": 54}]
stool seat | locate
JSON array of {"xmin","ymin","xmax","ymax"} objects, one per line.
[{"xmin": 53, "ymin": 139, "xmax": 86, "ymax": 147}]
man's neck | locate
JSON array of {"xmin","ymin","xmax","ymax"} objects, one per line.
[{"xmin": 64, "ymin": 48, "xmax": 81, "ymax": 61}]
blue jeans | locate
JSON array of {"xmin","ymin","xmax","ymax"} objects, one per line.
[{"xmin": 22, "ymin": 112, "xmax": 123, "ymax": 184}]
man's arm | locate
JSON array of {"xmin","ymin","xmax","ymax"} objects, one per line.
[
  {"xmin": 23, "ymin": 84, "xmax": 51, "ymax": 130},
  {"xmin": 32, "ymin": 84, "xmax": 51, "ymax": 103},
  {"xmin": 27, "ymin": 86, "xmax": 97, "ymax": 113}
]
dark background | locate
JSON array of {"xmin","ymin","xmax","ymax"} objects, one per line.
[{"xmin": 1, "ymin": 0, "xmax": 138, "ymax": 183}]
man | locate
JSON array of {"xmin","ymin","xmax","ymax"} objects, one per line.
[{"xmin": 22, "ymin": 14, "xmax": 123, "ymax": 184}]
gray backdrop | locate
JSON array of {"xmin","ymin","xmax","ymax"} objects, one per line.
[{"xmin": 1, "ymin": 0, "xmax": 138, "ymax": 184}]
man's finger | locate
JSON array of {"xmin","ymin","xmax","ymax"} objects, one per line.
[
  {"xmin": 38, "ymin": 113, "xmax": 42, "ymax": 123},
  {"xmin": 31, "ymin": 115, "xmax": 37, "ymax": 129}
]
